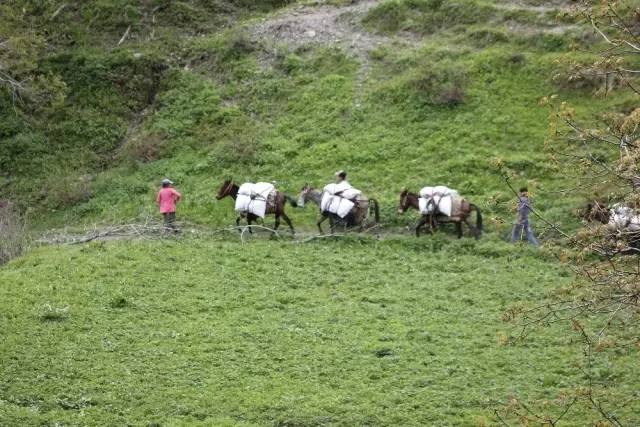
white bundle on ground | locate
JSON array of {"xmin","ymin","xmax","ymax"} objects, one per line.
[
  {"xmin": 321, "ymin": 183, "xmax": 356, "ymax": 218},
  {"xmin": 235, "ymin": 182, "xmax": 274, "ymax": 218},
  {"xmin": 419, "ymin": 186, "xmax": 459, "ymax": 216}
]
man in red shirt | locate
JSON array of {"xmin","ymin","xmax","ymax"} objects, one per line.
[{"xmin": 157, "ymin": 179, "xmax": 181, "ymax": 233}]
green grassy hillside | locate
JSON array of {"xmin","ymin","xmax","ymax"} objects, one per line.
[{"xmin": 2, "ymin": 0, "xmax": 629, "ymax": 233}]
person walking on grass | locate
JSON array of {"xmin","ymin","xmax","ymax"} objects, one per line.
[
  {"xmin": 511, "ymin": 186, "xmax": 538, "ymax": 246},
  {"xmin": 157, "ymin": 178, "xmax": 181, "ymax": 233}
]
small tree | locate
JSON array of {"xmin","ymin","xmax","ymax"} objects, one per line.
[
  {"xmin": 0, "ymin": 201, "xmax": 28, "ymax": 266},
  {"xmin": 495, "ymin": 0, "xmax": 640, "ymax": 425}
]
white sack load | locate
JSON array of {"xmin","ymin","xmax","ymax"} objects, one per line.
[
  {"xmin": 433, "ymin": 195, "xmax": 453, "ymax": 217},
  {"xmin": 321, "ymin": 191, "xmax": 333, "ymax": 213},
  {"xmin": 320, "ymin": 183, "xmax": 360, "ymax": 218},
  {"xmin": 419, "ymin": 197, "xmax": 433, "ymax": 214},
  {"xmin": 341, "ymin": 188, "xmax": 361, "ymax": 200},
  {"xmin": 237, "ymin": 183, "xmax": 254, "ymax": 197},
  {"xmin": 420, "ymin": 186, "xmax": 435, "ymax": 198},
  {"xmin": 419, "ymin": 195, "xmax": 454, "ymax": 216},
  {"xmin": 335, "ymin": 182, "xmax": 353, "ymax": 192},
  {"xmin": 420, "ymin": 186, "xmax": 460, "ymax": 199},
  {"xmin": 336, "ymin": 198, "xmax": 355, "ymax": 218},
  {"xmin": 253, "ymin": 182, "xmax": 274, "ymax": 200},
  {"xmin": 235, "ymin": 182, "xmax": 275, "ymax": 218},
  {"xmin": 235, "ymin": 183, "xmax": 254, "ymax": 213},
  {"xmin": 607, "ymin": 203, "xmax": 640, "ymax": 231},
  {"xmin": 321, "ymin": 193, "xmax": 355, "ymax": 218}
]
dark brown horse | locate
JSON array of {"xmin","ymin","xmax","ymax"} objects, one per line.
[
  {"xmin": 583, "ymin": 201, "xmax": 610, "ymax": 224},
  {"xmin": 216, "ymin": 179, "xmax": 297, "ymax": 234},
  {"xmin": 398, "ymin": 189, "xmax": 483, "ymax": 238},
  {"xmin": 297, "ymin": 185, "xmax": 380, "ymax": 233}
]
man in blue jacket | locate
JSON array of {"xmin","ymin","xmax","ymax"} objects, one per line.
[{"xmin": 511, "ymin": 187, "xmax": 538, "ymax": 246}]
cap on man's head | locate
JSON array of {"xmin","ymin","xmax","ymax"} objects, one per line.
[
  {"xmin": 335, "ymin": 170, "xmax": 347, "ymax": 178},
  {"xmin": 519, "ymin": 186, "xmax": 528, "ymax": 193},
  {"xmin": 162, "ymin": 178, "xmax": 173, "ymax": 185}
]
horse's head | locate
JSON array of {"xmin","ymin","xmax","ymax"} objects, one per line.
[
  {"xmin": 398, "ymin": 188, "xmax": 410, "ymax": 214},
  {"xmin": 216, "ymin": 179, "xmax": 235, "ymax": 200},
  {"xmin": 584, "ymin": 201, "xmax": 610, "ymax": 224},
  {"xmin": 298, "ymin": 184, "xmax": 313, "ymax": 208}
]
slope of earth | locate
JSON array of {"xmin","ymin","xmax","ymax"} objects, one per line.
[
  {"xmin": 1, "ymin": 237, "xmax": 637, "ymax": 425},
  {"xmin": 1, "ymin": 0, "xmax": 630, "ymax": 236}
]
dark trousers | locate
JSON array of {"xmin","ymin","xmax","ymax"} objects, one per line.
[
  {"xmin": 511, "ymin": 219, "xmax": 538, "ymax": 246},
  {"xmin": 163, "ymin": 212, "xmax": 177, "ymax": 232}
]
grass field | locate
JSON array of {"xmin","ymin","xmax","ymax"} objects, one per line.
[{"xmin": 1, "ymin": 236, "xmax": 638, "ymax": 426}]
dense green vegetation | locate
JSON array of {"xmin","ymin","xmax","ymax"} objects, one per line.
[
  {"xmin": 1, "ymin": 236, "xmax": 637, "ymax": 426},
  {"xmin": 2, "ymin": 0, "xmax": 627, "ymax": 233}
]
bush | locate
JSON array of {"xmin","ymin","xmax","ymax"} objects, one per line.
[
  {"xmin": 372, "ymin": 61, "xmax": 468, "ymax": 107},
  {"xmin": 466, "ymin": 28, "xmax": 510, "ymax": 47},
  {"xmin": 43, "ymin": 173, "xmax": 93, "ymax": 208},
  {"xmin": 408, "ymin": 0, "xmax": 495, "ymax": 34},
  {"xmin": 410, "ymin": 65, "xmax": 468, "ymax": 106},
  {"xmin": 0, "ymin": 201, "xmax": 29, "ymax": 266},
  {"xmin": 433, "ymin": 86, "xmax": 465, "ymax": 105},
  {"xmin": 129, "ymin": 132, "xmax": 171, "ymax": 163},
  {"xmin": 362, "ymin": 1, "xmax": 408, "ymax": 33}
]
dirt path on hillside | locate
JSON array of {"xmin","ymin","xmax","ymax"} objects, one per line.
[
  {"xmin": 36, "ymin": 224, "xmax": 425, "ymax": 244},
  {"xmin": 37, "ymin": 220, "xmax": 481, "ymax": 244},
  {"xmin": 248, "ymin": 0, "xmax": 413, "ymax": 106}
]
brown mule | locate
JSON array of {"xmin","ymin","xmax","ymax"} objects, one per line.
[
  {"xmin": 216, "ymin": 179, "xmax": 297, "ymax": 234},
  {"xmin": 398, "ymin": 189, "xmax": 483, "ymax": 239}
]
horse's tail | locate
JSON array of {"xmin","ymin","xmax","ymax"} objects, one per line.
[
  {"xmin": 370, "ymin": 198, "xmax": 380, "ymax": 223},
  {"xmin": 471, "ymin": 203, "xmax": 483, "ymax": 232},
  {"xmin": 284, "ymin": 194, "xmax": 298, "ymax": 208}
]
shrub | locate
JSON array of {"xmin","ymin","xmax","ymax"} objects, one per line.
[
  {"xmin": 0, "ymin": 201, "xmax": 29, "ymax": 266},
  {"xmin": 129, "ymin": 132, "xmax": 171, "ymax": 163},
  {"xmin": 362, "ymin": 1, "xmax": 408, "ymax": 33},
  {"xmin": 410, "ymin": 65, "xmax": 468, "ymax": 106},
  {"xmin": 433, "ymin": 86, "xmax": 465, "ymax": 105},
  {"xmin": 518, "ymin": 33, "xmax": 569, "ymax": 51},
  {"xmin": 466, "ymin": 28, "xmax": 510, "ymax": 47},
  {"xmin": 509, "ymin": 54, "xmax": 526, "ymax": 64},
  {"xmin": 372, "ymin": 61, "xmax": 469, "ymax": 108},
  {"xmin": 43, "ymin": 173, "xmax": 93, "ymax": 208},
  {"xmin": 410, "ymin": 0, "xmax": 496, "ymax": 34}
]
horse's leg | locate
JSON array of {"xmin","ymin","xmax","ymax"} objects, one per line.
[
  {"xmin": 329, "ymin": 215, "xmax": 335, "ymax": 234},
  {"xmin": 280, "ymin": 211, "xmax": 295, "ymax": 234},
  {"xmin": 416, "ymin": 216, "xmax": 427, "ymax": 237},
  {"xmin": 464, "ymin": 217, "xmax": 477, "ymax": 239},
  {"xmin": 247, "ymin": 214, "xmax": 253, "ymax": 234},
  {"xmin": 456, "ymin": 221, "xmax": 463, "ymax": 239},
  {"xmin": 317, "ymin": 213, "xmax": 327, "ymax": 234},
  {"xmin": 236, "ymin": 215, "xmax": 243, "ymax": 233},
  {"xmin": 274, "ymin": 213, "xmax": 281, "ymax": 232}
]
